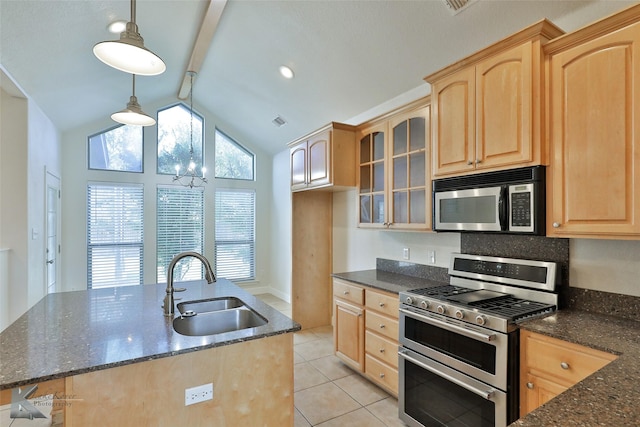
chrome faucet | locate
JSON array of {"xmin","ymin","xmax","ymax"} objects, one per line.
[{"xmin": 163, "ymin": 251, "xmax": 216, "ymax": 316}]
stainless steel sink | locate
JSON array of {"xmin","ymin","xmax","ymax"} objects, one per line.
[
  {"xmin": 173, "ymin": 306, "xmax": 268, "ymax": 336},
  {"xmin": 177, "ymin": 297, "xmax": 244, "ymax": 314}
]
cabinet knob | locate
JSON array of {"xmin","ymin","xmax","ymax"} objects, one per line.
[
  {"xmin": 343, "ymin": 290, "xmax": 349, "ymax": 295},
  {"xmin": 553, "ymin": 222, "xmax": 561, "ymax": 228},
  {"xmin": 560, "ymin": 362, "xmax": 570, "ymax": 370},
  {"xmin": 379, "ymin": 348, "xmax": 385, "ymax": 353},
  {"xmin": 475, "ymin": 159, "xmax": 482, "ymax": 164},
  {"xmin": 526, "ymin": 382, "xmax": 534, "ymax": 389},
  {"xmin": 467, "ymin": 161, "xmax": 473, "ymax": 165},
  {"xmin": 379, "ymin": 324, "xmax": 386, "ymax": 329},
  {"xmin": 379, "ymin": 302, "xmax": 385, "ymax": 307},
  {"xmin": 379, "ymin": 373, "xmax": 385, "ymax": 379}
]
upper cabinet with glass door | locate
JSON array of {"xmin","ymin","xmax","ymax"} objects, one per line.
[
  {"xmin": 358, "ymin": 99, "xmax": 431, "ymax": 230},
  {"xmin": 425, "ymin": 20, "xmax": 564, "ymax": 178},
  {"xmin": 289, "ymin": 122, "xmax": 356, "ymax": 192}
]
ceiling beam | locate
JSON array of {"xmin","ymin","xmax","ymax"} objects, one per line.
[{"xmin": 177, "ymin": 0, "xmax": 228, "ymax": 100}]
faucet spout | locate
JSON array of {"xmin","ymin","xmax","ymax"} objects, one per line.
[{"xmin": 163, "ymin": 251, "xmax": 216, "ymax": 316}]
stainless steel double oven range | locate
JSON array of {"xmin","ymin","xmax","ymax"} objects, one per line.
[{"xmin": 398, "ymin": 253, "xmax": 559, "ymax": 427}]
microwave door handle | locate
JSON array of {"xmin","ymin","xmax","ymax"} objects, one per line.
[{"xmin": 498, "ymin": 185, "xmax": 508, "ymax": 231}]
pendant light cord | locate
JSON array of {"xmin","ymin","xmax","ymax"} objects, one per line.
[
  {"xmin": 131, "ymin": 0, "xmax": 136, "ymax": 24},
  {"xmin": 189, "ymin": 72, "xmax": 194, "ymax": 156}
]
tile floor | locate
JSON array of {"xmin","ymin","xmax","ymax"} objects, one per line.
[{"xmin": 257, "ymin": 294, "xmax": 407, "ymax": 427}]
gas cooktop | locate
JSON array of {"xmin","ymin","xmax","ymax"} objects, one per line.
[{"xmin": 400, "ymin": 254, "xmax": 560, "ymax": 333}]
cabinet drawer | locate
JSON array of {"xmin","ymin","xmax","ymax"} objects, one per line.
[
  {"xmin": 522, "ymin": 331, "xmax": 616, "ymax": 385},
  {"xmin": 365, "ymin": 354, "xmax": 399, "ymax": 396},
  {"xmin": 365, "ymin": 289, "xmax": 399, "ymax": 319},
  {"xmin": 365, "ymin": 330, "xmax": 398, "ymax": 368},
  {"xmin": 366, "ymin": 310, "xmax": 399, "ymax": 341},
  {"xmin": 333, "ymin": 279, "xmax": 364, "ymax": 305}
]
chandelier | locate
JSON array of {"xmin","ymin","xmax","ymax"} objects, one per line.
[{"xmin": 173, "ymin": 71, "xmax": 208, "ymax": 188}]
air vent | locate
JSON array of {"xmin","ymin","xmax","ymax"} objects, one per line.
[
  {"xmin": 443, "ymin": 0, "xmax": 477, "ymax": 15},
  {"xmin": 272, "ymin": 115, "xmax": 287, "ymax": 127}
]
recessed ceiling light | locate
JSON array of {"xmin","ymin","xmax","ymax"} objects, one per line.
[
  {"xmin": 279, "ymin": 65, "xmax": 294, "ymax": 79},
  {"xmin": 107, "ymin": 20, "xmax": 127, "ymax": 34}
]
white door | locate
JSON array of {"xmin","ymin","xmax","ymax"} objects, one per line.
[{"xmin": 46, "ymin": 171, "xmax": 60, "ymax": 294}]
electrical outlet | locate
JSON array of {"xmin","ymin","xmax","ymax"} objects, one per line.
[
  {"xmin": 403, "ymin": 247, "xmax": 410, "ymax": 260},
  {"xmin": 185, "ymin": 383, "xmax": 214, "ymax": 406},
  {"xmin": 428, "ymin": 250, "xmax": 436, "ymax": 264}
]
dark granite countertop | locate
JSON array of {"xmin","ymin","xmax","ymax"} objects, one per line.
[
  {"xmin": 0, "ymin": 279, "xmax": 300, "ymax": 390},
  {"xmin": 332, "ymin": 269, "xmax": 448, "ymax": 294},
  {"xmin": 511, "ymin": 309, "xmax": 640, "ymax": 426}
]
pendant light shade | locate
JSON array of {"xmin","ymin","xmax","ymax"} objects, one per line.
[
  {"xmin": 111, "ymin": 75, "xmax": 156, "ymax": 126},
  {"xmin": 93, "ymin": 0, "xmax": 166, "ymax": 76}
]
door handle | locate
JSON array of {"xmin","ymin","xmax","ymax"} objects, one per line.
[{"xmin": 46, "ymin": 259, "xmax": 54, "ymax": 264}]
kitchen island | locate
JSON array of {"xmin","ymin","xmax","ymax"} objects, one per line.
[{"xmin": 0, "ymin": 279, "xmax": 300, "ymax": 426}]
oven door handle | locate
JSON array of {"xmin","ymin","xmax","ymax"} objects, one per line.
[
  {"xmin": 399, "ymin": 349, "xmax": 495, "ymax": 400},
  {"xmin": 399, "ymin": 307, "xmax": 496, "ymax": 342}
]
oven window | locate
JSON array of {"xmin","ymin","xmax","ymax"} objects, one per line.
[
  {"xmin": 404, "ymin": 316, "xmax": 496, "ymax": 374},
  {"xmin": 404, "ymin": 357, "xmax": 495, "ymax": 427}
]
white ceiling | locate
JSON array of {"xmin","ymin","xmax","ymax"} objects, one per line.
[{"xmin": 0, "ymin": 0, "xmax": 636, "ymax": 155}]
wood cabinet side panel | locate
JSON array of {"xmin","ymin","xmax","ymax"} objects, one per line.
[
  {"xmin": 66, "ymin": 334, "xmax": 294, "ymax": 427},
  {"xmin": 292, "ymin": 191, "xmax": 332, "ymax": 329}
]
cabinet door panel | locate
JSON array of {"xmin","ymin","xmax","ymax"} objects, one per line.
[
  {"xmin": 334, "ymin": 299, "xmax": 364, "ymax": 371},
  {"xmin": 432, "ymin": 67, "xmax": 475, "ymax": 176},
  {"xmin": 308, "ymin": 134, "xmax": 330, "ymax": 187},
  {"xmin": 476, "ymin": 43, "xmax": 532, "ymax": 169},
  {"xmin": 290, "ymin": 144, "xmax": 307, "ymax": 189},
  {"xmin": 548, "ymin": 22, "xmax": 640, "ymax": 236}
]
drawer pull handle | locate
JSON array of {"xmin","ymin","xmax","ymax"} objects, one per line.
[
  {"xmin": 379, "ymin": 324, "xmax": 386, "ymax": 329},
  {"xmin": 379, "ymin": 302, "xmax": 385, "ymax": 307},
  {"xmin": 379, "ymin": 373, "xmax": 385, "ymax": 379},
  {"xmin": 526, "ymin": 382, "xmax": 534, "ymax": 389},
  {"xmin": 343, "ymin": 290, "xmax": 349, "ymax": 295},
  {"xmin": 379, "ymin": 348, "xmax": 385, "ymax": 353},
  {"xmin": 560, "ymin": 362, "xmax": 570, "ymax": 370}
]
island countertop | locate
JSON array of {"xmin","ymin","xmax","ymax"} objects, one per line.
[
  {"xmin": 0, "ymin": 279, "xmax": 300, "ymax": 390},
  {"xmin": 511, "ymin": 309, "xmax": 640, "ymax": 426}
]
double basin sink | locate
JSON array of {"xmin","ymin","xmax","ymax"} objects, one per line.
[{"xmin": 172, "ymin": 297, "xmax": 268, "ymax": 337}]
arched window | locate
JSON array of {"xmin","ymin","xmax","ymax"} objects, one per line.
[
  {"xmin": 157, "ymin": 104, "xmax": 204, "ymax": 176},
  {"xmin": 214, "ymin": 128, "xmax": 254, "ymax": 180},
  {"xmin": 88, "ymin": 124, "xmax": 143, "ymax": 172}
]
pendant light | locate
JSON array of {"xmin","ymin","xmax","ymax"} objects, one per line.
[
  {"xmin": 93, "ymin": 0, "xmax": 166, "ymax": 76},
  {"xmin": 174, "ymin": 71, "xmax": 208, "ymax": 188},
  {"xmin": 111, "ymin": 74, "xmax": 156, "ymax": 126}
]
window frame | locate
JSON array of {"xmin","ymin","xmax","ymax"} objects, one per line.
[
  {"xmin": 214, "ymin": 127, "xmax": 255, "ymax": 181},
  {"xmin": 87, "ymin": 124, "xmax": 144, "ymax": 173},
  {"xmin": 214, "ymin": 188, "xmax": 256, "ymax": 282},
  {"xmin": 156, "ymin": 102, "xmax": 206, "ymax": 176},
  {"xmin": 87, "ymin": 182, "xmax": 144, "ymax": 289}
]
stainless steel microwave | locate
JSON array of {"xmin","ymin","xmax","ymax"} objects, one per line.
[{"xmin": 433, "ymin": 166, "xmax": 545, "ymax": 234}]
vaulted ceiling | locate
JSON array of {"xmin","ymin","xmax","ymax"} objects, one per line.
[{"xmin": 0, "ymin": 0, "xmax": 635, "ymax": 155}]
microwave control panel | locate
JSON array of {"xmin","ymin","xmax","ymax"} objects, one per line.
[{"xmin": 509, "ymin": 184, "xmax": 534, "ymax": 231}]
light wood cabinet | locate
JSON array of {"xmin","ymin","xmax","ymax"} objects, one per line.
[
  {"xmin": 363, "ymin": 288, "xmax": 399, "ymax": 396},
  {"xmin": 545, "ymin": 11, "xmax": 640, "ymax": 239},
  {"xmin": 332, "ymin": 280, "xmax": 400, "ymax": 396},
  {"xmin": 289, "ymin": 122, "xmax": 356, "ymax": 192},
  {"xmin": 426, "ymin": 20, "xmax": 563, "ymax": 178},
  {"xmin": 333, "ymin": 279, "xmax": 365, "ymax": 371},
  {"xmin": 520, "ymin": 330, "xmax": 616, "ymax": 417},
  {"xmin": 357, "ymin": 98, "xmax": 431, "ymax": 230}
]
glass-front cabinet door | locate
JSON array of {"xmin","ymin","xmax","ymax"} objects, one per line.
[
  {"xmin": 388, "ymin": 105, "xmax": 431, "ymax": 230},
  {"xmin": 358, "ymin": 122, "xmax": 387, "ymax": 227}
]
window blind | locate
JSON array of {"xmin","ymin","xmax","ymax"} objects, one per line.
[
  {"xmin": 157, "ymin": 186, "xmax": 205, "ymax": 283},
  {"xmin": 87, "ymin": 183, "xmax": 144, "ymax": 289},
  {"xmin": 215, "ymin": 189, "xmax": 255, "ymax": 281}
]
